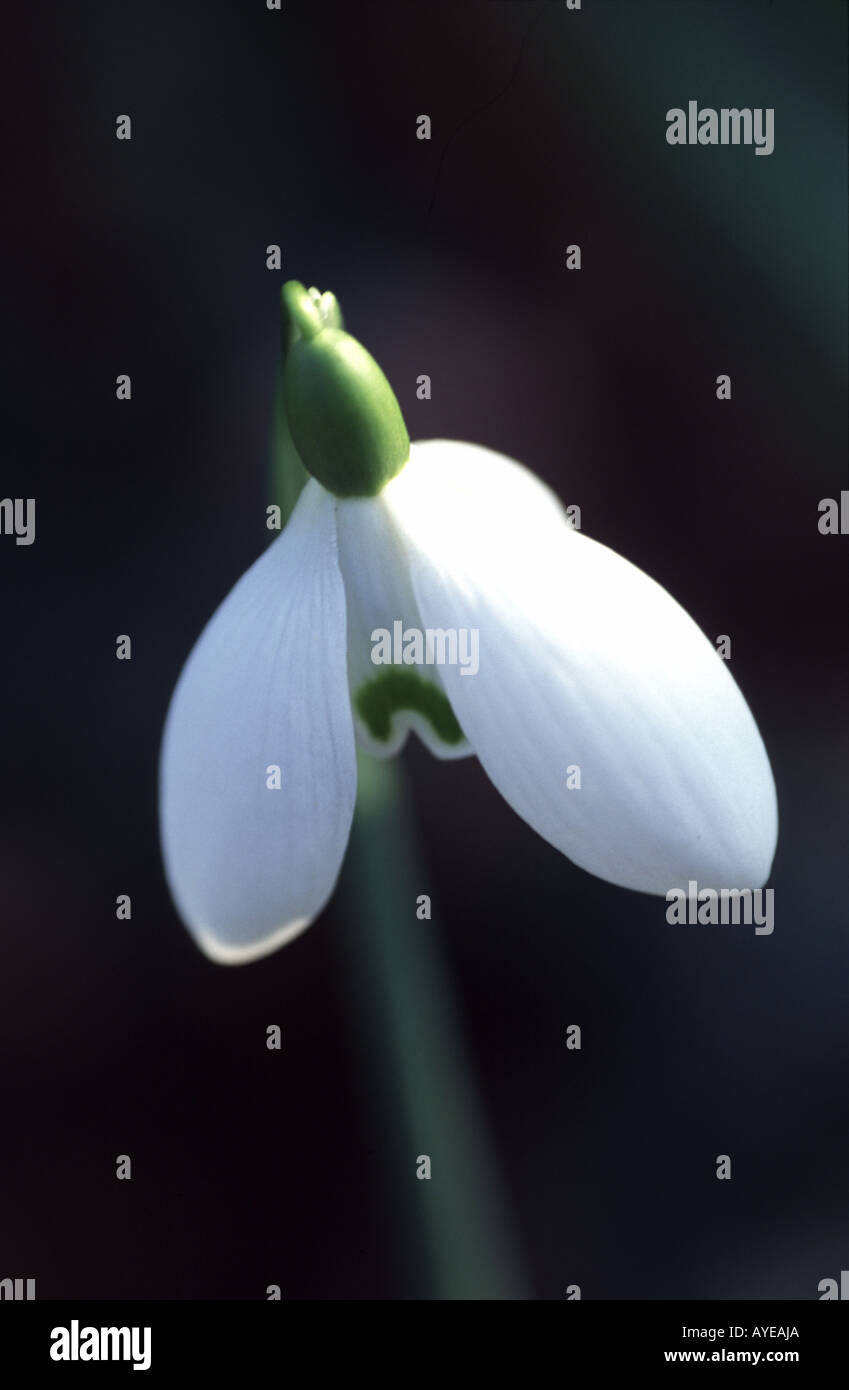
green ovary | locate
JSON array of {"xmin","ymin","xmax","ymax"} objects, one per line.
[{"xmin": 355, "ymin": 671, "xmax": 465, "ymax": 746}]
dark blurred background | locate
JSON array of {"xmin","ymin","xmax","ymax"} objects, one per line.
[{"xmin": 0, "ymin": 0, "xmax": 846, "ymax": 1299}]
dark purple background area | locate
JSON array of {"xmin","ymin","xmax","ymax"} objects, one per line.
[{"xmin": 0, "ymin": 0, "xmax": 846, "ymax": 1298}]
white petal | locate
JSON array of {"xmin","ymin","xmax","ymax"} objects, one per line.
[
  {"xmin": 160, "ymin": 481, "xmax": 356, "ymax": 962},
  {"xmin": 335, "ymin": 492, "xmax": 473, "ymax": 760},
  {"xmin": 383, "ymin": 440, "xmax": 778, "ymax": 893}
]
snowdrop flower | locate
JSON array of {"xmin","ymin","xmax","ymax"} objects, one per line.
[{"xmin": 160, "ymin": 282, "xmax": 778, "ymax": 963}]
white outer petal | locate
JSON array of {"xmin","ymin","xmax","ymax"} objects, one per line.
[
  {"xmin": 160, "ymin": 481, "xmax": 356, "ymax": 962},
  {"xmin": 383, "ymin": 440, "xmax": 778, "ymax": 894}
]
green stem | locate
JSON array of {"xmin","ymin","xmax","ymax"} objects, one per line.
[{"xmin": 338, "ymin": 752, "xmax": 528, "ymax": 1300}]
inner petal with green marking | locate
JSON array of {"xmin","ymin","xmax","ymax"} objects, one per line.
[
  {"xmin": 355, "ymin": 669, "xmax": 465, "ymax": 747},
  {"xmin": 335, "ymin": 493, "xmax": 472, "ymax": 762}
]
